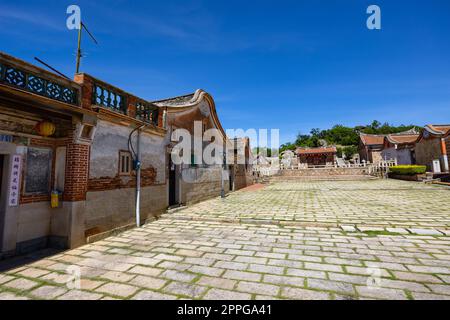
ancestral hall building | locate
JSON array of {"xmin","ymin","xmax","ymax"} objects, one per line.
[
  {"xmin": 295, "ymin": 146, "xmax": 337, "ymax": 167},
  {"xmin": 0, "ymin": 52, "xmax": 252, "ymax": 257}
]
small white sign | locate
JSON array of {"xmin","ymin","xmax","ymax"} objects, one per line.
[
  {"xmin": 433, "ymin": 159, "xmax": 441, "ymax": 173},
  {"xmin": 8, "ymin": 154, "xmax": 22, "ymax": 207}
]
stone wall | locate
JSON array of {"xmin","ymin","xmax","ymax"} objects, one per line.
[
  {"xmin": 180, "ymin": 167, "xmax": 230, "ymax": 205},
  {"xmin": 370, "ymin": 150, "xmax": 383, "ymax": 164},
  {"xmin": 85, "ymin": 184, "xmax": 166, "ymax": 235},
  {"xmin": 415, "ymin": 138, "xmax": 442, "ymax": 171}
]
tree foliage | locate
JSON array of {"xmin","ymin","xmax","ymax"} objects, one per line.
[{"xmin": 283, "ymin": 121, "xmax": 419, "ymax": 158}]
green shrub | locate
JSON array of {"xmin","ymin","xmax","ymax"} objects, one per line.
[{"xmin": 389, "ymin": 165, "xmax": 427, "ymax": 175}]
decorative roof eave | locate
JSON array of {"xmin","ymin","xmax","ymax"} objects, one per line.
[
  {"xmin": 154, "ymin": 89, "xmax": 227, "ymax": 142},
  {"xmin": 385, "ymin": 134, "xmax": 419, "ymax": 145},
  {"xmin": 416, "ymin": 125, "xmax": 450, "ymax": 143},
  {"xmin": 424, "ymin": 125, "xmax": 444, "ymax": 136},
  {"xmin": 425, "ymin": 124, "xmax": 450, "ymax": 136}
]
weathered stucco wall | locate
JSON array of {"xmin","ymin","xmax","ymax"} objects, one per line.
[
  {"xmin": 90, "ymin": 120, "xmax": 166, "ymax": 183},
  {"xmin": 85, "ymin": 120, "xmax": 167, "ymax": 235},
  {"xmin": 382, "ymin": 147, "xmax": 413, "ymax": 165},
  {"xmin": 180, "ymin": 167, "xmax": 230, "ymax": 205}
]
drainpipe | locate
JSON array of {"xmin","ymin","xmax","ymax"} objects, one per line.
[
  {"xmin": 135, "ymin": 128, "xmax": 141, "ymax": 227},
  {"xmin": 221, "ymin": 149, "xmax": 226, "ymax": 198}
]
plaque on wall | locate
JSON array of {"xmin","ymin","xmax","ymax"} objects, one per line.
[{"xmin": 25, "ymin": 147, "xmax": 52, "ymax": 194}]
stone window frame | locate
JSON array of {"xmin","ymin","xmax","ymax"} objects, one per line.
[{"xmin": 118, "ymin": 150, "xmax": 132, "ymax": 176}]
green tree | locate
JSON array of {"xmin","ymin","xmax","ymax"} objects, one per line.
[
  {"xmin": 279, "ymin": 142, "xmax": 296, "ymax": 154},
  {"xmin": 342, "ymin": 145, "xmax": 358, "ymax": 159}
]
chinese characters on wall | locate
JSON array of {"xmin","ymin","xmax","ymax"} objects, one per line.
[{"xmin": 8, "ymin": 154, "xmax": 21, "ymax": 206}]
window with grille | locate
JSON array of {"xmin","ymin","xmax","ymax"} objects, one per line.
[{"xmin": 119, "ymin": 151, "xmax": 132, "ymax": 175}]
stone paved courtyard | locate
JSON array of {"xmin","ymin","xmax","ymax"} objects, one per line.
[{"xmin": 1, "ymin": 179, "xmax": 450, "ymax": 300}]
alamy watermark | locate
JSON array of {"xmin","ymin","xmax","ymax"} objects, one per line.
[
  {"xmin": 66, "ymin": 5, "xmax": 81, "ymax": 30},
  {"xmin": 170, "ymin": 123, "xmax": 279, "ymax": 167},
  {"xmin": 367, "ymin": 5, "xmax": 381, "ymax": 30}
]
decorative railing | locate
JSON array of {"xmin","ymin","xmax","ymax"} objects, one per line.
[
  {"xmin": 92, "ymin": 83, "xmax": 127, "ymax": 114},
  {"xmin": 0, "ymin": 62, "xmax": 78, "ymax": 105},
  {"xmin": 136, "ymin": 101, "xmax": 159, "ymax": 126},
  {"xmin": 368, "ymin": 159, "xmax": 397, "ymax": 177}
]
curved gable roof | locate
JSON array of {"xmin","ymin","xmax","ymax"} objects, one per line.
[
  {"xmin": 386, "ymin": 133, "xmax": 419, "ymax": 145},
  {"xmin": 417, "ymin": 124, "xmax": 450, "ymax": 142},
  {"xmin": 153, "ymin": 89, "xmax": 227, "ymax": 140}
]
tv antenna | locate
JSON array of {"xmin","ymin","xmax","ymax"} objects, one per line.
[
  {"xmin": 34, "ymin": 57, "xmax": 70, "ymax": 80},
  {"xmin": 75, "ymin": 21, "xmax": 98, "ymax": 74}
]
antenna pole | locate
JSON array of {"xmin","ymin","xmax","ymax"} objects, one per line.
[
  {"xmin": 75, "ymin": 21, "xmax": 82, "ymax": 73},
  {"xmin": 34, "ymin": 57, "xmax": 70, "ymax": 80}
]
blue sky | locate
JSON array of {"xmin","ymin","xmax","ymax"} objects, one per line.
[{"xmin": 1, "ymin": 0, "xmax": 450, "ymax": 146}]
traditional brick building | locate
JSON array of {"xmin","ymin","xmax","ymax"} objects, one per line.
[
  {"xmin": 0, "ymin": 53, "xmax": 90, "ymax": 255},
  {"xmin": 1, "ymin": 52, "xmax": 246, "ymax": 257},
  {"xmin": 74, "ymin": 73, "xmax": 168, "ymax": 240},
  {"xmin": 415, "ymin": 125, "xmax": 450, "ymax": 172},
  {"xmin": 381, "ymin": 129, "xmax": 419, "ymax": 165},
  {"xmin": 358, "ymin": 133, "xmax": 385, "ymax": 164},
  {"xmin": 295, "ymin": 146, "xmax": 337, "ymax": 167}
]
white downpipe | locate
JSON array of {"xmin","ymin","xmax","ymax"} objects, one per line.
[{"xmin": 136, "ymin": 129, "xmax": 141, "ymax": 227}]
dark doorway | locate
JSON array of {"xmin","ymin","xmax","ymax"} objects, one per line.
[
  {"xmin": 0, "ymin": 155, "xmax": 4, "ymax": 252},
  {"xmin": 0, "ymin": 155, "xmax": 3, "ymax": 196},
  {"xmin": 168, "ymin": 156, "xmax": 178, "ymax": 206}
]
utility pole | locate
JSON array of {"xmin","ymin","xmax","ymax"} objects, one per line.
[
  {"xmin": 75, "ymin": 21, "xmax": 82, "ymax": 73},
  {"xmin": 75, "ymin": 21, "xmax": 98, "ymax": 74}
]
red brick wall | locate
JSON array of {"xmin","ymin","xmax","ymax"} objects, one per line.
[
  {"xmin": 87, "ymin": 167, "xmax": 157, "ymax": 191},
  {"xmin": 63, "ymin": 140, "xmax": 90, "ymax": 201},
  {"xmin": 74, "ymin": 74, "xmax": 93, "ymax": 110},
  {"xmin": 158, "ymin": 109, "xmax": 164, "ymax": 128},
  {"xmin": 127, "ymin": 96, "xmax": 137, "ymax": 118}
]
